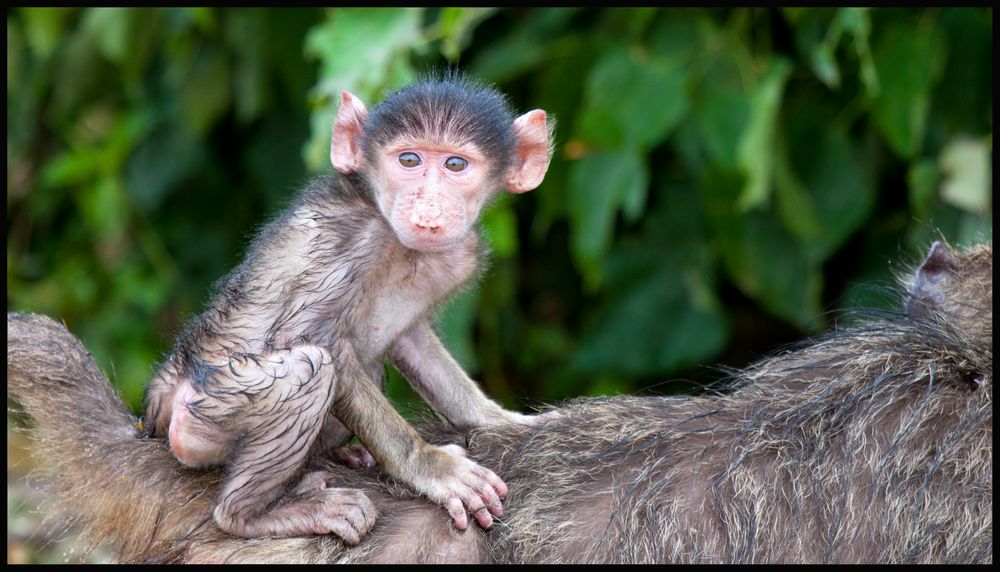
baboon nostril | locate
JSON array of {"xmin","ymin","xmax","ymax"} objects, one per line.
[{"xmin": 412, "ymin": 204, "xmax": 443, "ymax": 228}]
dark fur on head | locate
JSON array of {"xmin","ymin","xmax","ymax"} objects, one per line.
[{"xmin": 361, "ymin": 73, "xmax": 517, "ymax": 178}]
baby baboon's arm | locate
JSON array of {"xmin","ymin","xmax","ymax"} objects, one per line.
[
  {"xmin": 332, "ymin": 343, "xmax": 508, "ymax": 530},
  {"xmin": 390, "ymin": 321, "xmax": 553, "ymax": 429}
]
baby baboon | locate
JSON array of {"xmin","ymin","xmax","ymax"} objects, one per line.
[
  {"xmin": 140, "ymin": 75, "xmax": 556, "ymax": 542},
  {"xmin": 7, "ymin": 241, "xmax": 992, "ymax": 563}
]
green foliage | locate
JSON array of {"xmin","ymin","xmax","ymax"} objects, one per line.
[
  {"xmin": 303, "ymin": 8, "xmax": 423, "ymax": 170},
  {"xmin": 8, "ymin": 7, "xmax": 320, "ymax": 408},
  {"xmin": 7, "ymin": 7, "xmax": 993, "ymax": 419}
]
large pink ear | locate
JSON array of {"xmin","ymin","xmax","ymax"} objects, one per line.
[
  {"xmin": 505, "ymin": 109, "xmax": 552, "ymax": 193},
  {"xmin": 331, "ymin": 91, "xmax": 369, "ymax": 174}
]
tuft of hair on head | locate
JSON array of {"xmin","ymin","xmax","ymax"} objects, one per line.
[{"xmin": 361, "ymin": 71, "xmax": 518, "ymax": 176}]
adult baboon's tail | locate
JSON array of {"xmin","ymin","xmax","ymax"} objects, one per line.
[{"xmin": 7, "ymin": 313, "xmax": 215, "ymax": 563}]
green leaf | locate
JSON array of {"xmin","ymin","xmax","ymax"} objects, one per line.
[
  {"xmin": 304, "ymin": 8, "xmax": 424, "ymax": 170},
  {"xmin": 566, "ymin": 148, "xmax": 649, "ymax": 287},
  {"xmin": 938, "ymin": 136, "xmax": 991, "ymax": 215},
  {"xmin": 516, "ymin": 323, "xmax": 573, "ymax": 376},
  {"xmin": 469, "ymin": 35, "xmax": 546, "ymax": 84},
  {"xmin": 648, "ymin": 9, "xmax": 708, "ymax": 59},
  {"xmin": 622, "ymin": 8, "xmax": 659, "ymax": 38},
  {"xmin": 695, "ymin": 85, "xmax": 751, "ymax": 171},
  {"xmin": 736, "ymin": 57, "xmax": 792, "ymax": 211},
  {"xmin": 224, "ymin": 9, "xmax": 272, "ymax": 123},
  {"xmin": 20, "ymin": 7, "xmax": 74, "ymax": 60},
  {"xmin": 773, "ymin": 148, "xmax": 823, "ymax": 242},
  {"xmin": 244, "ymin": 109, "xmax": 311, "ymax": 206},
  {"xmin": 789, "ymin": 8, "xmax": 876, "ymax": 94},
  {"xmin": 437, "ymin": 286, "xmax": 482, "ymax": 373},
  {"xmin": 810, "ymin": 43, "xmax": 840, "ymax": 88},
  {"xmin": 931, "ymin": 9, "xmax": 992, "ymax": 136},
  {"xmin": 181, "ymin": 49, "xmax": 232, "ymax": 135},
  {"xmin": 305, "ymin": 8, "xmax": 423, "ymax": 100},
  {"xmin": 954, "ymin": 212, "xmax": 992, "ymax": 248},
  {"xmin": 41, "ymin": 148, "xmax": 104, "ymax": 189},
  {"xmin": 572, "ymin": 262, "xmax": 728, "ymax": 377},
  {"xmin": 572, "ymin": 183, "xmax": 727, "ymax": 377},
  {"xmin": 576, "ymin": 46, "xmax": 689, "ymax": 150},
  {"xmin": 528, "ymin": 45, "xmax": 595, "ymax": 234},
  {"xmin": 701, "ymin": 168, "xmax": 823, "ymax": 328},
  {"xmin": 870, "ymin": 21, "xmax": 946, "ymax": 159},
  {"xmin": 784, "ymin": 8, "xmax": 839, "ymax": 87},
  {"xmin": 50, "ymin": 17, "xmax": 104, "ymax": 119},
  {"xmin": 78, "ymin": 177, "xmax": 127, "ymax": 239},
  {"xmin": 181, "ymin": 7, "xmax": 216, "ymax": 33},
  {"xmin": 83, "ymin": 8, "xmax": 131, "ymax": 64},
  {"xmin": 783, "ymin": 106, "xmax": 875, "ymax": 262},
  {"xmin": 586, "ymin": 375, "xmax": 629, "ymax": 397},
  {"xmin": 906, "ymin": 159, "xmax": 939, "ymax": 217},
  {"xmin": 470, "ymin": 8, "xmax": 580, "ymax": 83},
  {"xmin": 438, "ymin": 8, "xmax": 497, "ymax": 60},
  {"xmin": 905, "ymin": 200, "xmax": 991, "ymax": 256},
  {"xmin": 125, "ymin": 125, "xmax": 205, "ymax": 212},
  {"xmin": 837, "ymin": 8, "xmax": 878, "ymax": 97},
  {"xmin": 481, "ymin": 198, "xmax": 519, "ymax": 258}
]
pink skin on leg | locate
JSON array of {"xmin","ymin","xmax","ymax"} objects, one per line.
[{"xmin": 168, "ymin": 383, "xmax": 229, "ymax": 467}]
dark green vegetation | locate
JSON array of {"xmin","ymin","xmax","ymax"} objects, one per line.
[{"xmin": 7, "ymin": 8, "xmax": 992, "ymax": 412}]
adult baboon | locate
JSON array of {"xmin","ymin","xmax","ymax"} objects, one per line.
[{"xmin": 7, "ymin": 241, "xmax": 992, "ymax": 563}]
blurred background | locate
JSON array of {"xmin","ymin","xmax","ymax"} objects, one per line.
[{"xmin": 6, "ymin": 7, "xmax": 992, "ymax": 562}]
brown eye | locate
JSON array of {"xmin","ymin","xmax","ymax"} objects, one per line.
[
  {"xmin": 399, "ymin": 152, "xmax": 421, "ymax": 167},
  {"xmin": 444, "ymin": 156, "xmax": 468, "ymax": 172}
]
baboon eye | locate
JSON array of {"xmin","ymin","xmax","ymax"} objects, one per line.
[
  {"xmin": 399, "ymin": 152, "xmax": 421, "ymax": 167},
  {"xmin": 444, "ymin": 156, "xmax": 468, "ymax": 172}
]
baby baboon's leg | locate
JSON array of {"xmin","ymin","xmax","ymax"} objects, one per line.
[
  {"xmin": 314, "ymin": 414, "xmax": 377, "ymax": 470},
  {"xmin": 179, "ymin": 346, "xmax": 376, "ymax": 542},
  {"xmin": 312, "ymin": 362, "xmax": 387, "ymax": 470}
]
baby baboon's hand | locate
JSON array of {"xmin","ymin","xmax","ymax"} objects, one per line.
[
  {"xmin": 484, "ymin": 408, "xmax": 562, "ymax": 428},
  {"xmin": 518, "ymin": 409, "xmax": 562, "ymax": 426},
  {"xmin": 415, "ymin": 444, "xmax": 508, "ymax": 530}
]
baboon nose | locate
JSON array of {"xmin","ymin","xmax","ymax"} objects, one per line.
[{"xmin": 412, "ymin": 204, "xmax": 443, "ymax": 229}]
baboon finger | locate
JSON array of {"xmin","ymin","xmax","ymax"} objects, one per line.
[
  {"xmin": 446, "ymin": 497, "xmax": 468, "ymax": 530},
  {"xmin": 471, "ymin": 502, "xmax": 494, "ymax": 529}
]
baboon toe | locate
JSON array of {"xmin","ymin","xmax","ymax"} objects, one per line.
[
  {"xmin": 294, "ymin": 470, "xmax": 338, "ymax": 495},
  {"xmin": 318, "ymin": 488, "xmax": 378, "ymax": 542},
  {"xmin": 334, "ymin": 444, "xmax": 376, "ymax": 470}
]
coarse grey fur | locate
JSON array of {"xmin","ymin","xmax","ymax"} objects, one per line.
[{"xmin": 7, "ymin": 241, "xmax": 991, "ymax": 563}]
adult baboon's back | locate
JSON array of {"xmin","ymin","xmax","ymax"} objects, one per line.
[{"xmin": 7, "ymin": 242, "xmax": 992, "ymax": 563}]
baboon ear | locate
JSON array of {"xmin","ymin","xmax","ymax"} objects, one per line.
[
  {"xmin": 505, "ymin": 109, "xmax": 551, "ymax": 194},
  {"xmin": 906, "ymin": 241, "xmax": 957, "ymax": 318},
  {"xmin": 331, "ymin": 91, "xmax": 369, "ymax": 174}
]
